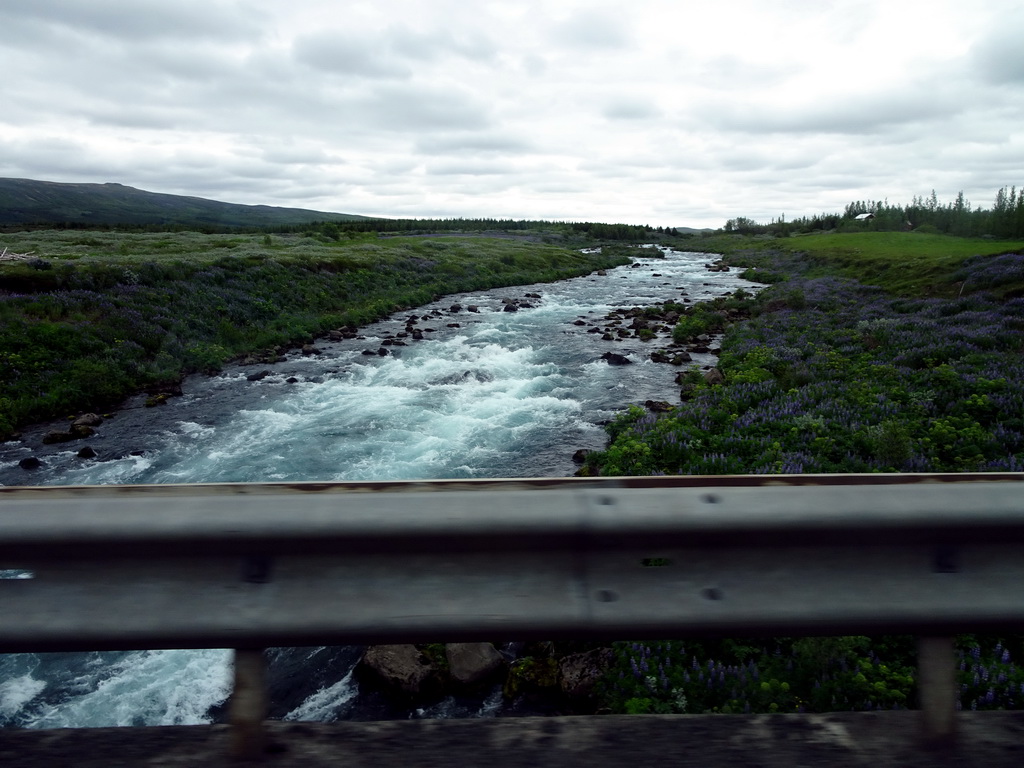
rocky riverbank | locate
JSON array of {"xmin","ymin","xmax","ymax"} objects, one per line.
[{"xmin": 357, "ymin": 642, "xmax": 613, "ymax": 716}]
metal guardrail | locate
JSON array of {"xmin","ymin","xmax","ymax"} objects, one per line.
[{"xmin": 2, "ymin": 473, "xmax": 1023, "ymax": 755}]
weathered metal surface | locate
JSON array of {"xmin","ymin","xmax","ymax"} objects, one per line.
[
  {"xmin": 1, "ymin": 475, "xmax": 1023, "ymax": 651},
  {"xmin": 6, "ymin": 712, "xmax": 1024, "ymax": 768}
]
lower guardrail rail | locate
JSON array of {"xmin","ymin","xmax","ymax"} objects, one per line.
[{"xmin": 2, "ymin": 473, "xmax": 1023, "ymax": 758}]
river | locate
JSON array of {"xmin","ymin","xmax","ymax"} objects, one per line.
[{"xmin": 0, "ymin": 246, "xmax": 755, "ymax": 727}]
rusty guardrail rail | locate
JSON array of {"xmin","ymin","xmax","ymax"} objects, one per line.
[{"xmin": 2, "ymin": 473, "xmax": 1023, "ymax": 756}]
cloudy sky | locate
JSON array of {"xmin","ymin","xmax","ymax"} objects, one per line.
[{"xmin": 2, "ymin": 0, "xmax": 1022, "ymax": 228}]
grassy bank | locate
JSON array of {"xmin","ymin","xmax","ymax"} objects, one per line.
[
  {"xmin": 688, "ymin": 231, "xmax": 1024, "ymax": 296},
  {"xmin": 0, "ymin": 230, "xmax": 630, "ymax": 438},
  {"xmin": 584, "ymin": 235, "xmax": 1024, "ymax": 477},
  {"xmin": 583, "ymin": 232, "xmax": 1024, "ymax": 713}
]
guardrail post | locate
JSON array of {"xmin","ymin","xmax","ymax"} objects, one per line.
[
  {"xmin": 230, "ymin": 648, "xmax": 268, "ymax": 760},
  {"xmin": 917, "ymin": 636, "xmax": 956, "ymax": 746}
]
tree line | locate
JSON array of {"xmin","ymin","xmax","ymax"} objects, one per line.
[
  {"xmin": 291, "ymin": 218, "xmax": 682, "ymax": 242},
  {"xmin": 724, "ymin": 186, "xmax": 1024, "ymax": 238}
]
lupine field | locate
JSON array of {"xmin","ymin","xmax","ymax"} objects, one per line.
[
  {"xmin": 588, "ymin": 240, "xmax": 1024, "ymax": 714},
  {"xmin": 588, "ymin": 250, "xmax": 1024, "ymax": 477},
  {"xmin": 603, "ymin": 636, "xmax": 1024, "ymax": 714}
]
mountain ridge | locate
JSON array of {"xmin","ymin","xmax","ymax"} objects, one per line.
[{"xmin": 0, "ymin": 177, "xmax": 370, "ymax": 228}]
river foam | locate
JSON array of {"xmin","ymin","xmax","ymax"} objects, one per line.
[{"xmin": 0, "ymin": 248, "xmax": 759, "ymax": 726}]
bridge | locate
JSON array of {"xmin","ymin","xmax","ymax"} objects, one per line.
[{"xmin": 2, "ymin": 473, "xmax": 1023, "ymax": 763}]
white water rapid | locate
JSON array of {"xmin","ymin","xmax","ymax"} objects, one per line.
[{"xmin": 0, "ymin": 247, "xmax": 756, "ymax": 727}]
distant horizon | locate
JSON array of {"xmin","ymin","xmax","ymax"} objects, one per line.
[
  {"xmin": 5, "ymin": 174, "xmax": 1014, "ymax": 233},
  {"xmin": 0, "ymin": 175, "xmax": 719, "ymax": 230}
]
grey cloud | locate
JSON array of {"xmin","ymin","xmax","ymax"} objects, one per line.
[
  {"xmin": 385, "ymin": 25, "xmax": 496, "ymax": 63},
  {"xmin": 0, "ymin": 0, "xmax": 262, "ymax": 42},
  {"xmin": 602, "ymin": 99, "xmax": 661, "ymax": 121},
  {"xmin": 293, "ymin": 23, "xmax": 497, "ymax": 79},
  {"xmin": 425, "ymin": 161, "xmax": 518, "ymax": 176},
  {"xmin": 704, "ymin": 87, "xmax": 965, "ymax": 136},
  {"xmin": 716, "ymin": 148, "xmax": 819, "ymax": 173},
  {"xmin": 521, "ymin": 54, "xmax": 549, "ymax": 77},
  {"xmin": 294, "ymin": 32, "xmax": 412, "ymax": 79},
  {"xmin": 697, "ymin": 55, "xmax": 800, "ymax": 90},
  {"xmin": 257, "ymin": 144, "xmax": 336, "ymax": 166},
  {"xmin": 0, "ymin": 136, "xmax": 126, "ymax": 181},
  {"xmin": 353, "ymin": 85, "xmax": 491, "ymax": 132},
  {"xmin": 550, "ymin": 8, "xmax": 632, "ymax": 49},
  {"xmin": 415, "ymin": 134, "xmax": 535, "ymax": 156},
  {"xmin": 141, "ymin": 44, "xmax": 244, "ymax": 84},
  {"xmin": 84, "ymin": 105, "xmax": 191, "ymax": 131},
  {"xmin": 970, "ymin": 11, "xmax": 1024, "ymax": 85}
]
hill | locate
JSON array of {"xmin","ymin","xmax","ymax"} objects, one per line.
[{"xmin": 0, "ymin": 178, "xmax": 369, "ymax": 229}]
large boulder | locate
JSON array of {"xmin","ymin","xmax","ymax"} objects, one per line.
[
  {"xmin": 72, "ymin": 413, "xmax": 103, "ymax": 428},
  {"xmin": 704, "ymin": 367, "xmax": 725, "ymax": 386},
  {"xmin": 600, "ymin": 352, "xmax": 632, "ymax": 366},
  {"xmin": 559, "ymin": 648, "xmax": 614, "ymax": 710},
  {"xmin": 445, "ymin": 643, "xmax": 506, "ymax": 687},
  {"xmin": 359, "ymin": 645, "xmax": 443, "ymax": 701}
]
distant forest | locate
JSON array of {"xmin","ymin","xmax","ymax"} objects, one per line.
[
  {"xmin": 292, "ymin": 186, "xmax": 1024, "ymax": 242},
  {"xmin": 286, "ymin": 218, "xmax": 675, "ymax": 242},
  {"xmin": 725, "ymin": 186, "xmax": 1024, "ymax": 239}
]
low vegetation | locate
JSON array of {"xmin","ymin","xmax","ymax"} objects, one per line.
[
  {"xmin": 602, "ymin": 636, "xmax": 1023, "ymax": 715},
  {"xmin": 582, "ymin": 231, "xmax": 1024, "ymax": 713},
  {"xmin": 0, "ymin": 230, "xmax": 629, "ymax": 439}
]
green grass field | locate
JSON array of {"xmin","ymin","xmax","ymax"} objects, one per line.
[
  {"xmin": 691, "ymin": 231, "xmax": 1024, "ymax": 298},
  {"xmin": 775, "ymin": 231, "xmax": 1024, "ymax": 296}
]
